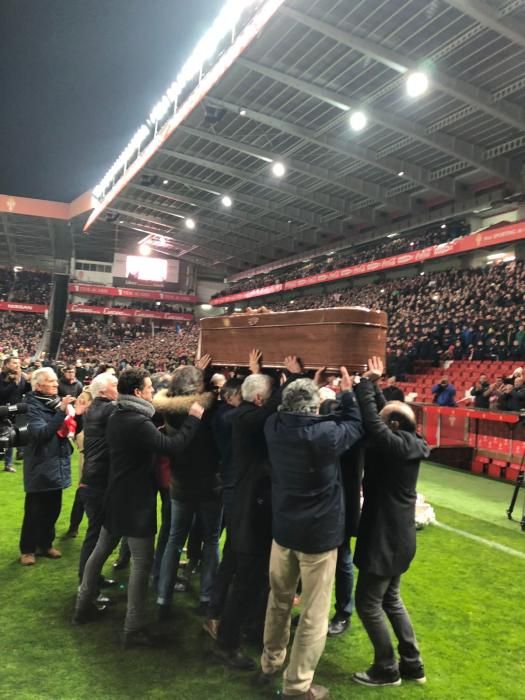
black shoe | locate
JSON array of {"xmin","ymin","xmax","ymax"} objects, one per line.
[
  {"xmin": 399, "ymin": 661, "xmax": 426, "ymax": 684},
  {"xmin": 99, "ymin": 577, "xmax": 117, "ymax": 588},
  {"xmin": 72, "ymin": 602, "xmax": 108, "ymax": 625},
  {"xmin": 327, "ymin": 615, "xmax": 350, "ymax": 637},
  {"xmin": 122, "ymin": 627, "xmax": 166, "ymax": 650},
  {"xmin": 157, "ymin": 604, "xmax": 171, "ymax": 623},
  {"xmin": 212, "ymin": 647, "xmax": 255, "ymax": 671},
  {"xmin": 353, "ymin": 667, "xmax": 401, "ymax": 687},
  {"xmin": 113, "ymin": 557, "xmax": 130, "ymax": 571}
]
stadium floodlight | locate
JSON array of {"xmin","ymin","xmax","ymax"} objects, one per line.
[
  {"xmin": 398, "ymin": 171, "xmax": 404, "ymax": 177},
  {"xmin": 13, "ymin": 266, "xmax": 23, "ymax": 272},
  {"xmin": 406, "ymin": 71, "xmax": 429, "ymax": 98},
  {"xmin": 349, "ymin": 111, "xmax": 367, "ymax": 132},
  {"xmin": 221, "ymin": 195, "xmax": 233, "ymax": 208},
  {"xmin": 163, "ymin": 179, "xmax": 169, "ymax": 185},
  {"xmin": 139, "ymin": 243, "xmax": 152, "ymax": 256},
  {"xmin": 149, "ymin": 95, "xmax": 171, "ymax": 124},
  {"xmin": 272, "ymin": 161, "xmax": 286, "ymax": 177},
  {"xmin": 185, "ymin": 218, "xmax": 196, "ymax": 230}
]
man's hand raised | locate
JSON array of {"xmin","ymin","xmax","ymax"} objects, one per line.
[
  {"xmin": 363, "ymin": 356, "xmax": 384, "ymax": 381},
  {"xmin": 284, "ymin": 355, "xmax": 302, "ymax": 375},
  {"xmin": 340, "ymin": 367, "xmax": 354, "ymax": 392},
  {"xmin": 249, "ymin": 349, "xmax": 263, "ymax": 374}
]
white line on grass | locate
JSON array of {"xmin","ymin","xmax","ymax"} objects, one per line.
[{"xmin": 435, "ymin": 521, "xmax": 525, "ymax": 560}]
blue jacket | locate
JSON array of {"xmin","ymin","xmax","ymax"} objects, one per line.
[
  {"xmin": 23, "ymin": 393, "xmax": 72, "ymax": 493},
  {"xmin": 264, "ymin": 390, "xmax": 363, "ymax": 554},
  {"xmin": 432, "ymin": 382, "xmax": 456, "ymax": 407}
]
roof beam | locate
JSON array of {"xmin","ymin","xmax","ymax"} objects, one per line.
[
  {"xmin": 178, "ymin": 124, "xmax": 413, "ymax": 213},
  {"xmin": 444, "ymin": 0, "xmax": 525, "ymax": 50},
  {"xmin": 238, "ymin": 57, "xmax": 520, "ymax": 188},
  {"xmin": 281, "ymin": 7, "xmax": 525, "ymax": 134},
  {"xmin": 207, "ymin": 96, "xmax": 455, "ymax": 197},
  {"xmin": 146, "ymin": 160, "xmax": 348, "ymax": 237},
  {"xmin": 159, "ymin": 147, "xmax": 366, "ymax": 225}
]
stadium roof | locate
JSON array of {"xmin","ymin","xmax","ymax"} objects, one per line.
[{"xmin": 4, "ymin": 0, "xmax": 525, "ymax": 276}]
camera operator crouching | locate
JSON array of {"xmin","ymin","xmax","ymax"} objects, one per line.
[{"xmin": 0, "ymin": 356, "xmax": 30, "ymax": 473}]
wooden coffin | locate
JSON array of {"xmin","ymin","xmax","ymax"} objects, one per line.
[{"xmin": 199, "ymin": 307, "xmax": 387, "ymax": 372}]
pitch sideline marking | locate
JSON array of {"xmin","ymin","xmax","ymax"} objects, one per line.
[{"xmin": 435, "ymin": 521, "xmax": 525, "ymax": 559}]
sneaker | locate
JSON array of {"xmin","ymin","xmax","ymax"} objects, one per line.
[
  {"xmin": 327, "ymin": 615, "xmax": 350, "ymax": 637},
  {"xmin": 202, "ymin": 618, "xmax": 220, "ymax": 640},
  {"xmin": 353, "ymin": 667, "xmax": 401, "ymax": 687},
  {"xmin": 283, "ymin": 684, "xmax": 330, "ymax": 699},
  {"xmin": 400, "ymin": 661, "xmax": 426, "ymax": 684},
  {"xmin": 3, "ymin": 466, "xmax": 16, "ymax": 473},
  {"xmin": 212, "ymin": 647, "xmax": 255, "ymax": 671},
  {"xmin": 20, "ymin": 553, "xmax": 36, "ymax": 566}
]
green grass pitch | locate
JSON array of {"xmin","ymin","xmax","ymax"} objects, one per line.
[{"xmin": 1, "ymin": 456, "xmax": 524, "ymax": 700}]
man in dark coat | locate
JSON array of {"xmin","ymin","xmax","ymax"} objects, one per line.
[
  {"xmin": 73, "ymin": 368, "xmax": 204, "ymax": 648},
  {"xmin": 76, "ymin": 372, "xmax": 118, "ymax": 582},
  {"xmin": 260, "ymin": 372, "xmax": 363, "ymax": 700},
  {"xmin": 19, "ymin": 368, "xmax": 76, "ymax": 565},
  {"xmin": 58, "ymin": 365, "xmax": 83, "ymax": 398},
  {"xmin": 0, "ymin": 355, "xmax": 30, "ymax": 472},
  {"xmin": 352, "ymin": 357, "xmax": 429, "ymax": 688}
]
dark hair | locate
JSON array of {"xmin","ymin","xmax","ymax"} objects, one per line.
[
  {"xmin": 221, "ymin": 377, "xmax": 243, "ymax": 402},
  {"xmin": 64, "ymin": 365, "xmax": 75, "ymax": 372},
  {"xmin": 387, "ymin": 410, "xmax": 416, "ymax": 432},
  {"xmin": 117, "ymin": 368, "xmax": 149, "ymax": 396},
  {"xmin": 95, "ymin": 363, "xmax": 116, "ymax": 377}
]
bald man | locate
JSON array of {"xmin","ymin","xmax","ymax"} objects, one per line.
[{"xmin": 351, "ymin": 357, "xmax": 429, "ymax": 688}]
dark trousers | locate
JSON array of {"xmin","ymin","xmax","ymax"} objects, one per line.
[
  {"xmin": 334, "ymin": 538, "xmax": 354, "ymax": 618},
  {"xmin": 68, "ymin": 487, "xmax": 85, "ymax": 532},
  {"xmin": 355, "ymin": 571, "xmax": 422, "ymax": 673},
  {"xmin": 20, "ymin": 490, "xmax": 62, "ymax": 554},
  {"xmin": 77, "ymin": 486, "xmax": 105, "ymax": 581},
  {"xmin": 152, "ymin": 488, "xmax": 171, "ymax": 591},
  {"xmin": 208, "ymin": 530, "xmax": 236, "ymax": 619},
  {"xmin": 187, "ymin": 511, "xmax": 203, "ymax": 565},
  {"xmin": 217, "ymin": 548, "xmax": 270, "ymax": 651}
]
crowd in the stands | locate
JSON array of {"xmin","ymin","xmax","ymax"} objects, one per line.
[
  {"xmin": 0, "ymin": 313, "xmax": 46, "ymax": 357},
  {"xmin": 0, "ymin": 269, "xmax": 53, "ymax": 304},
  {"xmin": 212, "ymin": 222, "xmax": 469, "ymax": 298},
  {"xmin": 71, "ymin": 297, "xmax": 192, "ymax": 314}
]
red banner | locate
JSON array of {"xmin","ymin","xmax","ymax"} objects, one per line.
[
  {"xmin": 212, "ymin": 220, "xmax": 525, "ymax": 305},
  {"xmin": 69, "ymin": 283, "xmax": 198, "ymax": 303},
  {"xmin": 0, "ymin": 302, "xmax": 48, "ymax": 313},
  {"xmin": 0, "ymin": 300, "xmax": 192, "ymax": 321}
]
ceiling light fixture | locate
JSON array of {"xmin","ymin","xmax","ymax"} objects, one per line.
[
  {"xmin": 349, "ymin": 111, "xmax": 367, "ymax": 132},
  {"xmin": 406, "ymin": 71, "xmax": 429, "ymax": 98},
  {"xmin": 239, "ymin": 108, "xmax": 247, "ymax": 116},
  {"xmin": 139, "ymin": 243, "xmax": 152, "ymax": 256},
  {"xmin": 221, "ymin": 195, "xmax": 233, "ymax": 207},
  {"xmin": 163, "ymin": 179, "xmax": 169, "ymax": 185},
  {"xmin": 185, "ymin": 218, "xmax": 196, "ymax": 230},
  {"xmin": 272, "ymin": 161, "xmax": 286, "ymax": 177}
]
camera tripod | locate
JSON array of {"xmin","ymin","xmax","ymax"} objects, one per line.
[{"xmin": 506, "ymin": 455, "xmax": 525, "ymax": 532}]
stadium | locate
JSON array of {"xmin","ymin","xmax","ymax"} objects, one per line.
[{"xmin": 1, "ymin": 1, "xmax": 524, "ymax": 698}]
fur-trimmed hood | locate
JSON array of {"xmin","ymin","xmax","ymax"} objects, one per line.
[{"xmin": 153, "ymin": 389, "xmax": 215, "ymax": 415}]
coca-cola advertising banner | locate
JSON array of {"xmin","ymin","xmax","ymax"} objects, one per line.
[
  {"xmin": 69, "ymin": 283, "xmax": 198, "ymax": 303},
  {"xmin": 212, "ymin": 220, "xmax": 525, "ymax": 305},
  {"xmin": 0, "ymin": 301, "xmax": 192, "ymax": 321}
]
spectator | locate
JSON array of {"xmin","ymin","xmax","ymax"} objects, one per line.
[
  {"xmin": 432, "ymin": 378, "xmax": 456, "ymax": 407},
  {"xmin": 382, "ymin": 377, "xmax": 405, "ymax": 403},
  {"xmin": 470, "ymin": 375, "xmax": 491, "ymax": 409},
  {"xmin": 59, "ymin": 365, "xmax": 83, "ymax": 398}
]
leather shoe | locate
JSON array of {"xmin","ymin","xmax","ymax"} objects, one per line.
[
  {"xmin": 327, "ymin": 616, "xmax": 350, "ymax": 637},
  {"xmin": 43, "ymin": 547, "xmax": 62, "ymax": 559},
  {"xmin": 72, "ymin": 602, "xmax": 108, "ymax": 625},
  {"xmin": 283, "ymin": 684, "xmax": 330, "ymax": 699},
  {"xmin": 212, "ymin": 647, "xmax": 255, "ymax": 671},
  {"xmin": 20, "ymin": 553, "xmax": 36, "ymax": 566},
  {"xmin": 122, "ymin": 627, "xmax": 166, "ymax": 650},
  {"xmin": 202, "ymin": 618, "xmax": 220, "ymax": 640}
]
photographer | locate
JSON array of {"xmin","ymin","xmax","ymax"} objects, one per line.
[
  {"xmin": 19, "ymin": 368, "xmax": 76, "ymax": 566},
  {"xmin": 0, "ymin": 356, "xmax": 30, "ymax": 473}
]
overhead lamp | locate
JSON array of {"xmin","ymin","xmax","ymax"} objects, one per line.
[
  {"xmin": 441, "ymin": 223, "xmax": 447, "ymax": 229},
  {"xmin": 398, "ymin": 171, "xmax": 404, "ymax": 177},
  {"xmin": 163, "ymin": 179, "xmax": 169, "ymax": 185},
  {"xmin": 139, "ymin": 243, "xmax": 152, "ymax": 256},
  {"xmin": 487, "ymin": 252, "xmax": 506, "ymax": 260},
  {"xmin": 200, "ymin": 303, "xmax": 212, "ymax": 310},
  {"xmin": 420, "ymin": 271, "xmax": 425, "ymax": 276},
  {"xmin": 239, "ymin": 108, "xmax": 247, "ymax": 117},
  {"xmin": 406, "ymin": 71, "xmax": 429, "ymax": 98},
  {"xmin": 13, "ymin": 266, "xmax": 23, "ymax": 272},
  {"xmin": 234, "ymin": 307, "xmax": 243, "ymax": 312},
  {"xmin": 221, "ymin": 195, "xmax": 233, "ymax": 208},
  {"xmin": 272, "ymin": 161, "xmax": 286, "ymax": 178},
  {"xmin": 349, "ymin": 111, "xmax": 367, "ymax": 132},
  {"xmin": 185, "ymin": 218, "xmax": 196, "ymax": 230}
]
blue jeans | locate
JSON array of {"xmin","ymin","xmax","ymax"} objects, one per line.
[
  {"xmin": 334, "ymin": 538, "xmax": 354, "ymax": 618},
  {"xmin": 157, "ymin": 498, "xmax": 223, "ymax": 606},
  {"xmin": 4, "ymin": 447, "xmax": 13, "ymax": 468}
]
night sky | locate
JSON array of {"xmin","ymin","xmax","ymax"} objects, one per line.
[{"xmin": 0, "ymin": 0, "xmax": 224, "ymax": 202}]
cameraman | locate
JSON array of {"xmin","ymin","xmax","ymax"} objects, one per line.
[{"xmin": 0, "ymin": 356, "xmax": 30, "ymax": 473}]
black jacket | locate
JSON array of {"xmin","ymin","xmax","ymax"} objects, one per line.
[
  {"xmin": 81, "ymin": 397, "xmax": 116, "ymax": 490},
  {"xmin": 23, "ymin": 393, "xmax": 72, "ymax": 493},
  {"xmin": 104, "ymin": 403, "xmax": 200, "ymax": 538},
  {"xmin": 153, "ymin": 390, "xmax": 221, "ymax": 502},
  {"xmin": 265, "ymin": 390, "xmax": 363, "ymax": 554},
  {"xmin": 0, "ymin": 372, "xmax": 30, "ymax": 406},
  {"xmin": 58, "ymin": 378, "xmax": 83, "ymax": 398},
  {"xmin": 353, "ymin": 379, "xmax": 430, "ymax": 577}
]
